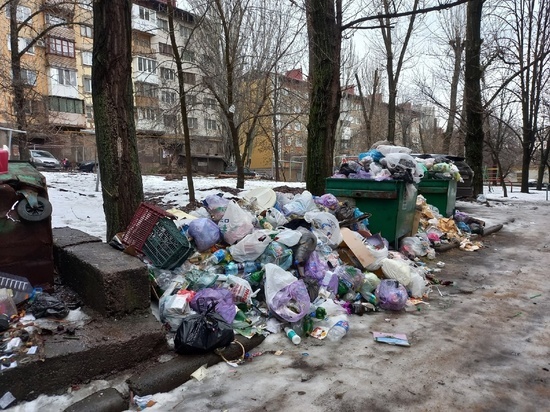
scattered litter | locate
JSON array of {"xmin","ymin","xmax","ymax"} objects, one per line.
[
  {"xmin": 132, "ymin": 394, "xmax": 156, "ymax": 410},
  {"xmin": 0, "ymin": 391, "xmax": 16, "ymax": 409},
  {"xmin": 373, "ymin": 332, "xmax": 410, "ymax": 347},
  {"xmin": 190, "ymin": 364, "xmax": 209, "ymax": 381}
]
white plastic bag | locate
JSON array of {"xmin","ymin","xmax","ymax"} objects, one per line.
[
  {"xmin": 304, "ymin": 211, "xmax": 342, "ymax": 248},
  {"xmin": 274, "ymin": 228, "xmax": 302, "ymax": 247},
  {"xmin": 264, "ymin": 263, "xmax": 311, "ymax": 322},
  {"xmin": 282, "ymin": 191, "xmax": 318, "ymax": 217},
  {"xmin": 224, "ymin": 275, "xmax": 254, "ymax": 304},
  {"xmin": 408, "ymin": 270, "xmax": 426, "ymax": 298},
  {"xmin": 381, "ymin": 258, "xmax": 412, "ymax": 287},
  {"xmin": 228, "ymin": 230, "xmax": 272, "ymax": 262},
  {"xmin": 218, "ymin": 201, "xmax": 254, "ymax": 245},
  {"xmin": 265, "ymin": 207, "xmax": 288, "ymax": 227}
]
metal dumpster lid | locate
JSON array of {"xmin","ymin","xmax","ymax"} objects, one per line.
[{"xmin": 0, "ymin": 161, "xmax": 47, "ymax": 190}]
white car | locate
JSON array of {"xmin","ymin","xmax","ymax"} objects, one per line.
[{"xmin": 29, "ymin": 149, "xmax": 61, "ymax": 170}]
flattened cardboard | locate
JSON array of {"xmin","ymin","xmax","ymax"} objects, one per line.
[{"xmin": 339, "ymin": 227, "xmax": 376, "ymax": 270}]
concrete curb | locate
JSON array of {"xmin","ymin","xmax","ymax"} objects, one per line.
[
  {"xmin": 63, "ymin": 388, "xmax": 127, "ymax": 412},
  {"xmin": 128, "ymin": 335, "xmax": 265, "ymax": 396}
]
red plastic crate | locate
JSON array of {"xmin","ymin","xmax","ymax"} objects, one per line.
[{"xmin": 122, "ymin": 203, "xmax": 173, "ymax": 252}]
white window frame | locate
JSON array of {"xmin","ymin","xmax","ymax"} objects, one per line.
[
  {"xmin": 82, "ymin": 51, "xmax": 92, "ymax": 66},
  {"xmin": 83, "ymin": 77, "xmax": 92, "ymax": 93},
  {"xmin": 7, "ymin": 36, "xmax": 34, "ymax": 54},
  {"xmin": 21, "ymin": 69, "xmax": 37, "ymax": 86},
  {"xmin": 6, "ymin": 5, "xmax": 31, "ymax": 23},
  {"xmin": 158, "ymin": 18, "xmax": 168, "ymax": 31},
  {"xmin": 137, "ymin": 57, "xmax": 156, "ymax": 74},
  {"xmin": 161, "ymin": 90, "xmax": 177, "ymax": 104},
  {"xmin": 204, "ymin": 118, "xmax": 217, "ymax": 131},
  {"xmin": 187, "ymin": 117, "xmax": 198, "ymax": 129},
  {"xmin": 80, "ymin": 25, "xmax": 93, "ymax": 38},
  {"xmin": 139, "ymin": 6, "xmax": 150, "ymax": 21},
  {"xmin": 160, "ymin": 67, "xmax": 175, "ymax": 80},
  {"xmin": 46, "ymin": 14, "xmax": 66, "ymax": 26},
  {"xmin": 56, "ymin": 68, "xmax": 77, "ymax": 86}
]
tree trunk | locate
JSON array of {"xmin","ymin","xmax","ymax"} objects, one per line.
[
  {"xmin": 9, "ymin": 0, "xmax": 29, "ymax": 159},
  {"xmin": 167, "ymin": 1, "xmax": 195, "ymax": 202},
  {"xmin": 444, "ymin": 37, "xmax": 464, "ymax": 154},
  {"xmin": 305, "ymin": 0, "xmax": 342, "ymax": 195},
  {"xmin": 92, "ymin": 0, "xmax": 144, "ymax": 241},
  {"xmin": 464, "ymin": 0, "xmax": 484, "ymax": 197}
]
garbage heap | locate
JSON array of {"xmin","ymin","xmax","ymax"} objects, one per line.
[{"xmin": 113, "ymin": 166, "xmax": 484, "ymax": 354}]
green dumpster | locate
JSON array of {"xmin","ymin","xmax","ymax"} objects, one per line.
[
  {"xmin": 325, "ymin": 178, "xmax": 417, "ymax": 246},
  {"xmin": 418, "ymin": 178, "xmax": 457, "ymax": 217}
]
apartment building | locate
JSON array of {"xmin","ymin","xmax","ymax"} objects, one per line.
[{"xmin": 0, "ymin": 0, "xmax": 225, "ymax": 173}]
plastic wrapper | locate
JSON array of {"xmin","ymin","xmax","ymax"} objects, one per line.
[
  {"xmin": 314, "ymin": 193, "xmax": 340, "ymax": 209},
  {"xmin": 264, "ymin": 263, "xmax": 311, "ymax": 322},
  {"xmin": 399, "ymin": 236, "xmax": 430, "ymax": 259},
  {"xmin": 304, "ymin": 251, "xmax": 329, "ymax": 282},
  {"xmin": 408, "ymin": 270, "xmax": 427, "ymax": 298},
  {"xmin": 359, "ymin": 149, "xmax": 384, "ymax": 163},
  {"xmin": 228, "ymin": 230, "xmax": 272, "ymax": 262},
  {"xmin": 375, "ymin": 279, "xmax": 408, "ymax": 311},
  {"xmin": 376, "ymin": 145, "xmax": 412, "ymax": 155},
  {"xmin": 218, "ymin": 201, "xmax": 254, "ymax": 245},
  {"xmin": 187, "ymin": 217, "xmax": 221, "ymax": 252},
  {"xmin": 190, "ymin": 288, "xmax": 236, "ymax": 324},
  {"xmin": 381, "ymin": 258, "xmax": 412, "ymax": 287},
  {"xmin": 174, "ymin": 301, "xmax": 235, "ymax": 355},
  {"xmin": 265, "ymin": 207, "xmax": 288, "ymax": 227},
  {"xmin": 28, "ymin": 293, "xmax": 69, "ymax": 319},
  {"xmin": 160, "ymin": 289, "xmax": 196, "ymax": 331},
  {"xmin": 259, "ymin": 241, "xmax": 293, "ymax": 270},
  {"xmin": 203, "ymin": 195, "xmax": 229, "ymax": 222},
  {"xmin": 224, "ymin": 275, "xmax": 254, "ymax": 304},
  {"xmin": 304, "ymin": 210, "xmax": 342, "ymax": 248},
  {"xmin": 360, "ymin": 271, "xmax": 381, "ymax": 295},
  {"xmin": 282, "ymin": 191, "xmax": 317, "ymax": 217}
]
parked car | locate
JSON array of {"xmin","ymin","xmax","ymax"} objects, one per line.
[
  {"xmin": 29, "ymin": 149, "xmax": 61, "ymax": 170},
  {"xmin": 77, "ymin": 161, "xmax": 98, "ymax": 173},
  {"xmin": 218, "ymin": 166, "xmax": 257, "ymax": 178}
]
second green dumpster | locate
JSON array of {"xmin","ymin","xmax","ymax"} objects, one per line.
[{"xmin": 418, "ymin": 178, "xmax": 457, "ymax": 217}]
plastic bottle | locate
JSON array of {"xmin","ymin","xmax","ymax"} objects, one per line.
[
  {"xmin": 326, "ymin": 320, "xmax": 349, "ymax": 342},
  {"xmin": 205, "ymin": 249, "xmax": 230, "ymax": 265},
  {"xmin": 284, "ymin": 327, "xmax": 301, "ymax": 345},
  {"xmin": 225, "ymin": 261, "xmax": 262, "ymax": 275}
]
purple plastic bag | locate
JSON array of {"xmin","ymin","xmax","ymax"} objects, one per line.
[
  {"xmin": 270, "ymin": 279, "xmax": 311, "ymax": 323},
  {"xmin": 314, "ymin": 193, "xmax": 340, "ymax": 209},
  {"xmin": 375, "ymin": 279, "xmax": 408, "ymax": 311},
  {"xmin": 304, "ymin": 251, "xmax": 329, "ymax": 282},
  {"xmin": 188, "ymin": 218, "xmax": 221, "ymax": 252},
  {"xmin": 190, "ymin": 288, "xmax": 237, "ymax": 324}
]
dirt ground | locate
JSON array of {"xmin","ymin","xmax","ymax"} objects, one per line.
[{"xmin": 157, "ymin": 198, "xmax": 550, "ymax": 412}]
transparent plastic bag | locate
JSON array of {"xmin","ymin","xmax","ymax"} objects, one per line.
[
  {"xmin": 381, "ymin": 258, "xmax": 412, "ymax": 287},
  {"xmin": 304, "ymin": 211, "xmax": 342, "ymax": 248},
  {"xmin": 264, "ymin": 263, "xmax": 311, "ymax": 322},
  {"xmin": 203, "ymin": 195, "xmax": 229, "ymax": 222},
  {"xmin": 218, "ymin": 201, "xmax": 254, "ymax": 245},
  {"xmin": 375, "ymin": 279, "xmax": 408, "ymax": 311},
  {"xmin": 188, "ymin": 218, "xmax": 221, "ymax": 252}
]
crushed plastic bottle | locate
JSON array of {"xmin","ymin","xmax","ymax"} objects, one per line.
[
  {"xmin": 326, "ymin": 320, "xmax": 349, "ymax": 342},
  {"xmin": 225, "ymin": 261, "xmax": 262, "ymax": 275}
]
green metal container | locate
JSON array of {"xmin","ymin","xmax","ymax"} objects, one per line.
[
  {"xmin": 325, "ymin": 178, "xmax": 418, "ymax": 246},
  {"xmin": 418, "ymin": 178, "xmax": 457, "ymax": 217}
]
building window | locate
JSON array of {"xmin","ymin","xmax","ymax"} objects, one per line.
[
  {"xmin": 138, "ymin": 7, "xmax": 150, "ymax": 21},
  {"xmin": 181, "ymin": 50, "xmax": 195, "ymax": 62},
  {"xmin": 82, "ymin": 51, "xmax": 92, "ymax": 66},
  {"xmin": 135, "ymin": 82, "xmax": 157, "ymax": 98},
  {"xmin": 138, "ymin": 107, "xmax": 157, "ymax": 120},
  {"xmin": 85, "ymin": 105, "xmax": 94, "ymax": 120},
  {"xmin": 46, "ymin": 14, "xmax": 67, "ymax": 26},
  {"xmin": 186, "ymin": 94, "xmax": 197, "ymax": 106},
  {"xmin": 159, "ymin": 42, "xmax": 173, "ymax": 56},
  {"xmin": 164, "ymin": 114, "xmax": 177, "ymax": 129},
  {"xmin": 6, "ymin": 5, "xmax": 31, "ymax": 23},
  {"xmin": 182, "ymin": 72, "xmax": 195, "ymax": 85},
  {"xmin": 83, "ymin": 77, "xmax": 92, "ymax": 93},
  {"xmin": 160, "ymin": 67, "xmax": 175, "ymax": 80},
  {"xmin": 20, "ymin": 69, "xmax": 37, "ymax": 86},
  {"xmin": 286, "ymin": 136, "xmax": 292, "ymax": 146},
  {"xmin": 294, "ymin": 122, "xmax": 301, "ymax": 131},
  {"xmin": 180, "ymin": 25, "xmax": 192, "ymax": 39},
  {"xmin": 204, "ymin": 118, "xmax": 217, "ymax": 130},
  {"xmin": 7, "ymin": 36, "xmax": 34, "ymax": 54},
  {"xmin": 161, "ymin": 90, "xmax": 177, "ymax": 104},
  {"xmin": 47, "ymin": 38, "xmax": 75, "ymax": 57},
  {"xmin": 295, "ymin": 136, "xmax": 303, "ymax": 147},
  {"xmin": 158, "ymin": 18, "xmax": 168, "ymax": 31},
  {"xmin": 56, "ymin": 68, "xmax": 77, "ymax": 86},
  {"xmin": 134, "ymin": 34, "xmax": 151, "ymax": 49},
  {"xmin": 204, "ymin": 97, "xmax": 216, "ymax": 109},
  {"xmin": 79, "ymin": 0, "xmax": 93, "ymax": 11},
  {"xmin": 49, "ymin": 96, "xmax": 84, "ymax": 114},
  {"xmin": 187, "ymin": 117, "xmax": 198, "ymax": 129},
  {"xmin": 137, "ymin": 57, "xmax": 156, "ymax": 73},
  {"xmin": 80, "ymin": 25, "xmax": 93, "ymax": 38}
]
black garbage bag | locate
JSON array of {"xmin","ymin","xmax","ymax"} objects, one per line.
[
  {"xmin": 28, "ymin": 293, "xmax": 69, "ymax": 319},
  {"xmin": 174, "ymin": 301, "xmax": 234, "ymax": 355}
]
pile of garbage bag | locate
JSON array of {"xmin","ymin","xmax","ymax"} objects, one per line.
[
  {"xmin": 125, "ymin": 181, "xmax": 482, "ymax": 355},
  {"xmin": 331, "ymin": 144, "xmax": 462, "ymax": 183}
]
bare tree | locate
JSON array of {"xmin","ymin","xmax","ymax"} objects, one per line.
[
  {"xmin": 495, "ymin": 0, "xmax": 550, "ymax": 193},
  {"xmin": 188, "ymin": 0, "xmax": 302, "ymax": 189}
]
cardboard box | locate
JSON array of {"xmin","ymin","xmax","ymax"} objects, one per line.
[{"xmin": 339, "ymin": 228, "xmax": 376, "ymax": 270}]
